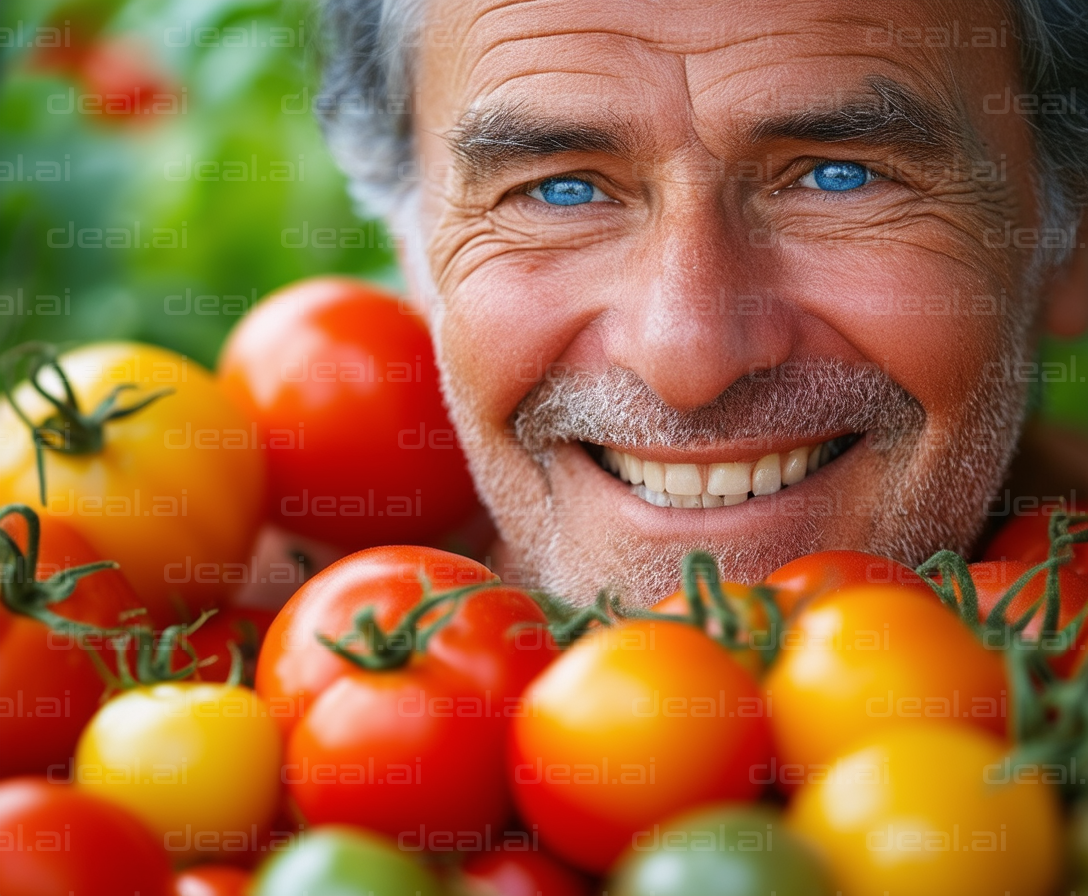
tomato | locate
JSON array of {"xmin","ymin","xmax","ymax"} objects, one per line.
[
  {"xmin": 178, "ymin": 606, "xmax": 276, "ymax": 685},
  {"xmin": 250, "ymin": 826, "xmax": 444, "ymax": 896},
  {"xmin": 763, "ymin": 549, "xmax": 935, "ymax": 618},
  {"xmin": 260, "ymin": 546, "xmax": 556, "ymax": 841},
  {"xmin": 984, "ymin": 503, "xmax": 1088, "ymax": 579},
  {"xmin": 458, "ymin": 850, "xmax": 593, "ymax": 896},
  {"xmin": 74, "ymin": 683, "xmax": 282, "ymax": 862},
  {"xmin": 0, "ymin": 777, "xmax": 172, "ymax": 896},
  {"xmin": 609, "ymin": 804, "xmax": 834, "ymax": 896},
  {"xmin": 218, "ymin": 277, "xmax": 480, "ymax": 552},
  {"xmin": 78, "ymin": 36, "xmax": 179, "ymax": 120},
  {"xmin": 764, "ymin": 586, "xmax": 1008, "ymax": 789},
  {"xmin": 509, "ymin": 619, "xmax": 772, "ymax": 874},
  {"xmin": 0, "ymin": 507, "xmax": 140, "ymax": 777},
  {"xmin": 173, "ymin": 865, "xmax": 251, "ymax": 896},
  {"xmin": 788, "ymin": 724, "xmax": 1063, "ymax": 896},
  {"xmin": 965, "ymin": 560, "xmax": 1088, "ymax": 677},
  {"xmin": 0, "ymin": 342, "xmax": 265, "ymax": 624}
]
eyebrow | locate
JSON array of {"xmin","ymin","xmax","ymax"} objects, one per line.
[{"xmin": 446, "ymin": 76, "xmax": 970, "ymax": 185}]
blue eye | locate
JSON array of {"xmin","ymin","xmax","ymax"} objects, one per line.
[
  {"xmin": 528, "ymin": 177, "xmax": 608, "ymax": 206},
  {"xmin": 798, "ymin": 161, "xmax": 875, "ymax": 192}
]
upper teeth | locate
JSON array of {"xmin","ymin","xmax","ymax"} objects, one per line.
[{"xmin": 601, "ymin": 441, "xmax": 837, "ymax": 509}]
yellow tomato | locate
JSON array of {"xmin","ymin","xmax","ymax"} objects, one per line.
[
  {"xmin": 74, "ymin": 682, "xmax": 282, "ymax": 862},
  {"xmin": 788, "ymin": 724, "xmax": 1063, "ymax": 896},
  {"xmin": 0, "ymin": 342, "xmax": 264, "ymax": 622},
  {"xmin": 764, "ymin": 586, "xmax": 1008, "ymax": 788}
]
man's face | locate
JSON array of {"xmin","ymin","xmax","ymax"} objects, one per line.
[{"xmin": 408, "ymin": 0, "xmax": 1043, "ymax": 604}]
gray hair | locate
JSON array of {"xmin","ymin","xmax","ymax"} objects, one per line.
[{"xmin": 317, "ymin": 0, "xmax": 1088, "ymax": 266}]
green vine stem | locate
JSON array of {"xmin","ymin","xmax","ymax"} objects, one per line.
[
  {"xmin": 316, "ymin": 578, "xmax": 503, "ymax": 670},
  {"xmin": 1, "ymin": 341, "xmax": 174, "ymax": 504}
]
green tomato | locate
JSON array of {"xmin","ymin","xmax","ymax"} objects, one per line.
[
  {"xmin": 251, "ymin": 826, "xmax": 446, "ymax": 896},
  {"xmin": 608, "ymin": 804, "xmax": 835, "ymax": 896}
]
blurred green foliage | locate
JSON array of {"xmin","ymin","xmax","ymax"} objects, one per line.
[{"xmin": 0, "ymin": 0, "xmax": 1085, "ymax": 428}]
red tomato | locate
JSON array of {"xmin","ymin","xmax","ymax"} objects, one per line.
[
  {"xmin": 966, "ymin": 560, "xmax": 1088, "ymax": 677},
  {"xmin": 984, "ymin": 503, "xmax": 1088, "ymax": 579},
  {"xmin": 178, "ymin": 606, "xmax": 276, "ymax": 684},
  {"xmin": 173, "ymin": 865, "xmax": 251, "ymax": 896},
  {"xmin": 509, "ymin": 619, "xmax": 772, "ymax": 874},
  {"xmin": 217, "ymin": 278, "xmax": 480, "ymax": 552},
  {"xmin": 78, "ymin": 36, "xmax": 179, "ymax": 120},
  {"xmin": 256, "ymin": 545, "xmax": 557, "ymax": 842},
  {"xmin": 459, "ymin": 850, "xmax": 593, "ymax": 896},
  {"xmin": 0, "ymin": 510, "xmax": 140, "ymax": 777},
  {"xmin": 763, "ymin": 549, "xmax": 935, "ymax": 618},
  {"xmin": 0, "ymin": 777, "xmax": 172, "ymax": 896}
]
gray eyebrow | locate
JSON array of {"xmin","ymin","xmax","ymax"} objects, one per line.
[
  {"xmin": 446, "ymin": 76, "xmax": 971, "ymax": 185},
  {"xmin": 748, "ymin": 76, "xmax": 970, "ymax": 163}
]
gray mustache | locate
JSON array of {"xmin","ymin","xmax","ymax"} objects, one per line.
[{"xmin": 513, "ymin": 359, "xmax": 924, "ymax": 456}]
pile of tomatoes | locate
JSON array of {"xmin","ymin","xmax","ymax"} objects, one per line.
[{"xmin": 1, "ymin": 277, "xmax": 1086, "ymax": 896}]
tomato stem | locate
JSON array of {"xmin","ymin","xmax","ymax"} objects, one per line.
[{"xmin": 1, "ymin": 341, "xmax": 173, "ymax": 504}]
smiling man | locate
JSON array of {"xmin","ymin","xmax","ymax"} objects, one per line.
[{"xmin": 318, "ymin": 0, "xmax": 1088, "ymax": 604}]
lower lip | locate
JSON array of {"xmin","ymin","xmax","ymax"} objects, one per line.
[{"xmin": 558, "ymin": 438, "xmax": 868, "ymax": 540}]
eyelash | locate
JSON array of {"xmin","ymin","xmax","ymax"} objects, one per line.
[{"xmin": 516, "ymin": 160, "xmax": 886, "ymax": 208}]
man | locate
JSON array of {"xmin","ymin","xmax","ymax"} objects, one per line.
[{"xmin": 317, "ymin": 0, "xmax": 1088, "ymax": 605}]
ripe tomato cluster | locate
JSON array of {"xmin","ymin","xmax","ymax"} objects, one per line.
[{"xmin": 1, "ymin": 277, "xmax": 1086, "ymax": 896}]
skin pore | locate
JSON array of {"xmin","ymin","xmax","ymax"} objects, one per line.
[{"xmin": 399, "ymin": 0, "xmax": 1084, "ymax": 605}]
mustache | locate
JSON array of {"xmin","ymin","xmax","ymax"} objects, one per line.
[{"xmin": 513, "ymin": 359, "xmax": 925, "ymax": 456}]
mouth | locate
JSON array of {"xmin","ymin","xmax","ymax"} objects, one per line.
[{"xmin": 581, "ymin": 433, "xmax": 864, "ymax": 509}]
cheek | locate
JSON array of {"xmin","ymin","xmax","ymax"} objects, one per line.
[{"xmin": 791, "ymin": 250, "xmax": 1016, "ymax": 416}]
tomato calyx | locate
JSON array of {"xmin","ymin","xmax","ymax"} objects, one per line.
[
  {"xmin": 0, "ymin": 503, "xmax": 122, "ymax": 637},
  {"xmin": 619, "ymin": 550, "xmax": 783, "ymax": 666},
  {"xmin": 919, "ymin": 509, "xmax": 1088, "ymax": 654},
  {"xmin": 316, "ymin": 577, "xmax": 504, "ymax": 670},
  {"xmin": 1, "ymin": 341, "xmax": 174, "ymax": 503}
]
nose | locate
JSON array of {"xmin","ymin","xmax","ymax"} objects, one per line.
[{"xmin": 607, "ymin": 198, "xmax": 796, "ymax": 412}]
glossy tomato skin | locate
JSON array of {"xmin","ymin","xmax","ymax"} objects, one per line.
[
  {"xmin": 459, "ymin": 850, "xmax": 593, "ymax": 896},
  {"xmin": 173, "ymin": 865, "xmax": 251, "ymax": 896},
  {"xmin": 75, "ymin": 683, "xmax": 283, "ymax": 863},
  {"xmin": 250, "ymin": 826, "xmax": 445, "ymax": 896},
  {"xmin": 509, "ymin": 620, "xmax": 773, "ymax": 874},
  {"xmin": 609, "ymin": 805, "xmax": 835, "ymax": 896},
  {"xmin": 788, "ymin": 724, "xmax": 1063, "ymax": 896},
  {"xmin": 258, "ymin": 546, "xmax": 555, "ymax": 842},
  {"xmin": 257, "ymin": 545, "xmax": 500, "ymax": 737},
  {"xmin": 217, "ymin": 277, "xmax": 479, "ymax": 551},
  {"xmin": 984, "ymin": 503, "xmax": 1088, "ymax": 579},
  {"xmin": 967, "ymin": 560, "xmax": 1088, "ymax": 676},
  {"xmin": 0, "ymin": 343, "xmax": 265, "ymax": 625},
  {"xmin": 763, "ymin": 549, "xmax": 935, "ymax": 618},
  {"xmin": 764, "ymin": 586, "xmax": 1008, "ymax": 790},
  {"xmin": 0, "ymin": 777, "xmax": 173, "ymax": 896},
  {"xmin": 286, "ymin": 659, "xmax": 510, "ymax": 840},
  {"xmin": 0, "ymin": 513, "xmax": 140, "ymax": 777}
]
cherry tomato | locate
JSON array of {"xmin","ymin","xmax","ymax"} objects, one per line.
[
  {"xmin": 0, "ymin": 777, "xmax": 172, "ymax": 896},
  {"xmin": 173, "ymin": 865, "xmax": 251, "ymax": 896},
  {"xmin": 965, "ymin": 560, "xmax": 1088, "ymax": 677},
  {"xmin": 218, "ymin": 277, "xmax": 479, "ymax": 551},
  {"xmin": 78, "ymin": 36, "xmax": 179, "ymax": 120},
  {"xmin": 0, "ymin": 342, "xmax": 265, "ymax": 625},
  {"xmin": 458, "ymin": 850, "xmax": 593, "ymax": 896},
  {"xmin": 788, "ymin": 724, "xmax": 1063, "ymax": 896},
  {"xmin": 509, "ymin": 619, "xmax": 772, "ymax": 874},
  {"xmin": 75, "ymin": 683, "xmax": 283, "ymax": 863},
  {"xmin": 250, "ymin": 826, "xmax": 444, "ymax": 896},
  {"xmin": 984, "ymin": 503, "xmax": 1088, "ymax": 579},
  {"xmin": 764, "ymin": 586, "xmax": 1008, "ymax": 789},
  {"xmin": 257, "ymin": 545, "xmax": 556, "ymax": 842},
  {"xmin": 609, "ymin": 804, "xmax": 835, "ymax": 896},
  {"xmin": 763, "ymin": 549, "xmax": 935, "ymax": 618},
  {"xmin": 0, "ymin": 509, "xmax": 140, "ymax": 777}
]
